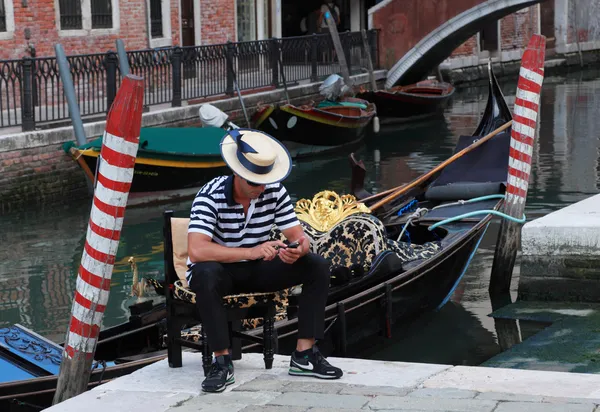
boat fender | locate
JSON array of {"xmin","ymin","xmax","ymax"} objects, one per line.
[
  {"xmin": 287, "ymin": 116, "xmax": 298, "ymax": 129},
  {"xmin": 373, "ymin": 116, "xmax": 380, "ymax": 133},
  {"xmin": 269, "ymin": 117, "xmax": 278, "ymax": 130}
]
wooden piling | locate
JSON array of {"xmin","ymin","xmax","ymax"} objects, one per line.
[
  {"xmin": 489, "ymin": 34, "xmax": 546, "ymax": 295},
  {"xmin": 361, "ymin": 29, "xmax": 377, "ymax": 91},
  {"xmin": 324, "ymin": 11, "xmax": 351, "ymax": 86},
  {"xmin": 52, "ymin": 74, "xmax": 145, "ymax": 405}
]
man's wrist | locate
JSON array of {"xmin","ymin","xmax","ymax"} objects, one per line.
[{"xmin": 243, "ymin": 247, "xmax": 252, "ymax": 260}]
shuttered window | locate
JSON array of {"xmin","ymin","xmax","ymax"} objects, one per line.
[
  {"xmin": 0, "ymin": 1, "xmax": 6, "ymax": 32},
  {"xmin": 150, "ymin": 0, "xmax": 163, "ymax": 38},
  {"xmin": 59, "ymin": 0, "xmax": 83, "ymax": 30},
  {"xmin": 91, "ymin": 0, "xmax": 113, "ymax": 29}
]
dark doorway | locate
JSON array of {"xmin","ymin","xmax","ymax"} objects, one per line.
[
  {"xmin": 181, "ymin": 0, "xmax": 195, "ymax": 46},
  {"xmin": 540, "ymin": 1, "xmax": 555, "ymax": 51},
  {"xmin": 181, "ymin": 0, "xmax": 196, "ymax": 80},
  {"xmin": 480, "ymin": 21, "xmax": 499, "ymax": 54},
  {"xmin": 282, "ymin": 0, "xmax": 347, "ymax": 37}
]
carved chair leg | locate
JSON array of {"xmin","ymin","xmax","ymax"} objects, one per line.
[
  {"xmin": 263, "ymin": 305, "xmax": 275, "ymax": 369},
  {"xmin": 201, "ymin": 325, "xmax": 212, "ymax": 376},
  {"xmin": 167, "ymin": 306, "xmax": 182, "ymax": 368},
  {"xmin": 230, "ymin": 319, "xmax": 242, "ymax": 361}
]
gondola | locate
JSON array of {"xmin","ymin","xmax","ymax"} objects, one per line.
[
  {"xmin": 246, "ymin": 62, "xmax": 511, "ymax": 356},
  {"xmin": 1, "ymin": 63, "xmax": 510, "ymax": 411},
  {"xmin": 356, "ymin": 79, "xmax": 455, "ymax": 124},
  {"xmin": 252, "ymin": 96, "xmax": 377, "ymax": 157}
]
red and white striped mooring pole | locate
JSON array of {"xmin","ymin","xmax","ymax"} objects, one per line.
[
  {"xmin": 53, "ymin": 74, "xmax": 144, "ymax": 405},
  {"xmin": 489, "ymin": 34, "xmax": 546, "ymax": 296}
]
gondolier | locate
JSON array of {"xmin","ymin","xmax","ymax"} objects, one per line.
[{"xmin": 187, "ymin": 129, "xmax": 343, "ymax": 393}]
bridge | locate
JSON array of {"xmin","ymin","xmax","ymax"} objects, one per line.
[{"xmin": 373, "ymin": 0, "xmax": 547, "ymax": 88}]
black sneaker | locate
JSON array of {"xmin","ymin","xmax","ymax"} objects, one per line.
[
  {"xmin": 201, "ymin": 355, "xmax": 235, "ymax": 393},
  {"xmin": 289, "ymin": 346, "xmax": 343, "ymax": 379}
]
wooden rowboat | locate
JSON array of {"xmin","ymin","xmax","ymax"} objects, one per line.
[
  {"xmin": 252, "ymin": 97, "xmax": 377, "ymax": 157},
  {"xmin": 356, "ymin": 79, "xmax": 454, "ymax": 123}
]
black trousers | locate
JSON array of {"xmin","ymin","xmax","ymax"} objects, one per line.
[{"xmin": 188, "ymin": 253, "xmax": 331, "ymax": 351}]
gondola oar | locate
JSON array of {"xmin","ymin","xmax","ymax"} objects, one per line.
[
  {"xmin": 366, "ymin": 120, "xmax": 513, "ymax": 212},
  {"xmin": 277, "ymin": 47, "xmax": 291, "ymax": 104},
  {"xmin": 358, "ymin": 184, "xmax": 405, "ymax": 204},
  {"xmin": 225, "ymin": 46, "xmax": 251, "ymax": 127},
  {"xmin": 360, "ymin": 29, "xmax": 379, "ymax": 133}
]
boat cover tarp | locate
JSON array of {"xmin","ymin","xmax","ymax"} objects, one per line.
[
  {"xmin": 425, "ymin": 130, "xmax": 510, "ymax": 201},
  {"xmin": 317, "ymin": 100, "xmax": 368, "ymax": 110},
  {"xmin": 70, "ymin": 127, "xmax": 227, "ymax": 156}
]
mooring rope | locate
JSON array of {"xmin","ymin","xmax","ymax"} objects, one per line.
[{"xmin": 428, "ymin": 194, "xmax": 526, "ymax": 231}]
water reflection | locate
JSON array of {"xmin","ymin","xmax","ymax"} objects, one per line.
[{"xmin": 0, "ymin": 70, "xmax": 599, "ymax": 367}]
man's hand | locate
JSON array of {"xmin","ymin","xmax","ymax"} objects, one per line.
[
  {"xmin": 279, "ymin": 236, "xmax": 309, "ymax": 265},
  {"xmin": 248, "ymin": 240, "xmax": 287, "ymax": 261}
]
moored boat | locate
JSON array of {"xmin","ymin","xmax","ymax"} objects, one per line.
[
  {"xmin": 356, "ymin": 79, "xmax": 455, "ymax": 123},
  {"xmin": 244, "ymin": 62, "xmax": 511, "ymax": 356},
  {"xmin": 252, "ymin": 97, "xmax": 377, "ymax": 158},
  {"xmin": 63, "ymin": 126, "xmax": 229, "ymax": 194},
  {"xmin": 0, "ymin": 301, "xmax": 168, "ymax": 411}
]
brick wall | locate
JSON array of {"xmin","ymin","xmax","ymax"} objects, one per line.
[
  {"xmin": 500, "ymin": 7, "xmax": 539, "ymax": 51},
  {"xmin": 170, "ymin": 0, "xmax": 181, "ymax": 46},
  {"xmin": 451, "ymin": 35, "xmax": 479, "ymax": 57},
  {"xmin": 200, "ymin": 0, "xmax": 236, "ymax": 44},
  {"xmin": 0, "ymin": 145, "xmax": 88, "ymax": 215},
  {"xmin": 371, "ymin": 0, "xmax": 483, "ymax": 69},
  {"xmin": 0, "ymin": 0, "xmax": 185, "ymax": 60}
]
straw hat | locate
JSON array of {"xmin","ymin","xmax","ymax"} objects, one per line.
[{"xmin": 220, "ymin": 129, "xmax": 292, "ymax": 185}]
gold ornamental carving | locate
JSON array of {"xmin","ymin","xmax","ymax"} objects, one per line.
[{"xmin": 294, "ymin": 190, "xmax": 371, "ymax": 232}]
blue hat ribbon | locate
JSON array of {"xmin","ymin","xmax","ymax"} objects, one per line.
[{"xmin": 230, "ymin": 129, "xmax": 274, "ymax": 175}]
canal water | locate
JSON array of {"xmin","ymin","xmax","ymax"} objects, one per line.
[{"xmin": 1, "ymin": 68, "xmax": 600, "ymax": 367}]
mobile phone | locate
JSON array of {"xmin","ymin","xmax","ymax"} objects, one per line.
[{"xmin": 286, "ymin": 240, "xmax": 300, "ymax": 249}]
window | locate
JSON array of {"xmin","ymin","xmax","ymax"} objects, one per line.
[
  {"xmin": 59, "ymin": 0, "xmax": 83, "ymax": 30},
  {"xmin": 57, "ymin": 0, "xmax": 119, "ymax": 34},
  {"xmin": 91, "ymin": 0, "xmax": 112, "ymax": 29},
  {"xmin": 0, "ymin": 0, "xmax": 15, "ymax": 39},
  {"xmin": 150, "ymin": 0, "xmax": 163, "ymax": 38},
  {"xmin": 0, "ymin": 1, "xmax": 6, "ymax": 32},
  {"xmin": 237, "ymin": 0, "xmax": 256, "ymax": 42},
  {"xmin": 146, "ymin": 0, "xmax": 171, "ymax": 47}
]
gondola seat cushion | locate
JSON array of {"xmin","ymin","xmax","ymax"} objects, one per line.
[
  {"xmin": 173, "ymin": 279, "xmax": 288, "ymax": 330},
  {"xmin": 385, "ymin": 238, "xmax": 441, "ymax": 261},
  {"xmin": 270, "ymin": 213, "xmax": 388, "ymax": 274},
  {"xmin": 270, "ymin": 213, "xmax": 441, "ymax": 275}
]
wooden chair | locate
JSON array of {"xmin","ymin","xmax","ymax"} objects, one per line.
[{"xmin": 163, "ymin": 210, "xmax": 286, "ymax": 375}]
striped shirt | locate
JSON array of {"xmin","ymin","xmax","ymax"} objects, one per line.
[{"xmin": 186, "ymin": 175, "xmax": 300, "ymax": 280}]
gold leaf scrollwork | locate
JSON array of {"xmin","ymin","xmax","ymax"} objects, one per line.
[{"xmin": 293, "ymin": 190, "xmax": 371, "ymax": 232}]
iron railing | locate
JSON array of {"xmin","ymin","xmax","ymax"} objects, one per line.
[{"xmin": 0, "ymin": 29, "xmax": 379, "ymax": 132}]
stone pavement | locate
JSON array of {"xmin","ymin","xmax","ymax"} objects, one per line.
[{"xmin": 46, "ymin": 353, "xmax": 600, "ymax": 412}]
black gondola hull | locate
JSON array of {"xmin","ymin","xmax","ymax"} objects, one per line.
[
  {"xmin": 253, "ymin": 104, "xmax": 375, "ymax": 151},
  {"xmin": 260, "ymin": 219, "xmax": 490, "ymax": 357}
]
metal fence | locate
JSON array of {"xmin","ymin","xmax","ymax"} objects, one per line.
[{"xmin": 0, "ymin": 29, "xmax": 379, "ymax": 132}]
